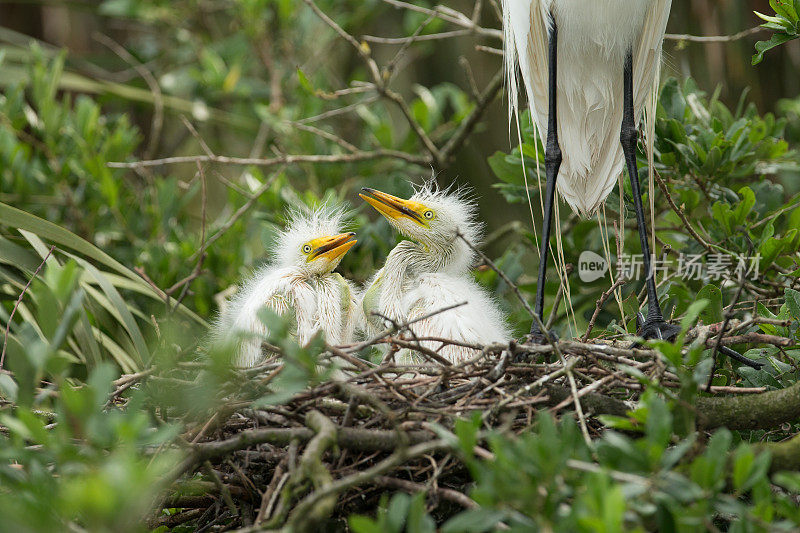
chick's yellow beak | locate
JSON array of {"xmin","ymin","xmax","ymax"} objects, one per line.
[
  {"xmin": 307, "ymin": 232, "xmax": 357, "ymax": 263},
  {"xmin": 359, "ymin": 188, "xmax": 429, "ymax": 227}
]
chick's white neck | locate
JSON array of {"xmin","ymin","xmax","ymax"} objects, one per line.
[{"xmin": 392, "ymin": 235, "xmax": 473, "ymax": 276}]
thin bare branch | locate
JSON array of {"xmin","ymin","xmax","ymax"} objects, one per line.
[
  {"xmin": 93, "ymin": 32, "xmax": 164, "ymax": 159},
  {"xmin": 364, "ymin": 29, "xmax": 471, "ymax": 44},
  {"xmin": 665, "ymin": 26, "xmax": 764, "ymax": 43},
  {"xmin": 457, "ymin": 230, "xmax": 534, "ymax": 318},
  {"xmin": 1, "ymin": 245, "xmax": 56, "ymax": 371},
  {"xmin": 108, "ymin": 149, "xmax": 428, "ymax": 169},
  {"xmin": 582, "ymin": 277, "xmax": 627, "ymax": 342},
  {"xmin": 302, "ymin": 0, "xmax": 382, "ymax": 82},
  {"xmin": 380, "ymin": 0, "xmax": 503, "ymax": 39}
]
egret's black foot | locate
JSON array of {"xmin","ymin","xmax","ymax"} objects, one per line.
[
  {"xmin": 719, "ymin": 346, "xmax": 764, "ymax": 370},
  {"xmin": 635, "ymin": 313, "xmax": 681, "ymax": 343},
  {"xmin": 631, "ymin": 312, "xmax": 764, "ymax": 370},
  {"xmin": 518, "ymin": 327, "xmax": 559, "ymax": 363},
  {"xmin": 527, "ymin": 327, "xmax": 559, "ymax": 345}
]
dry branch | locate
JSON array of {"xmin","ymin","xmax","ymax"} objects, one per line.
[{"xmin": 696, "ymin": 381, "xmax": 800, "ymax": 430}]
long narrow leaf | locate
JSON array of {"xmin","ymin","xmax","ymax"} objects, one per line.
[
  {"xmin": 77, "ymin": 259, "xmax": 148, "ymax": 369},
  {"xmin": 1, "ymin": 202, "xmax": 140, "ymax": 282},
  {"xmin": 0, "ymin": 202, "xmax": 205, "ymax": 325},
  {"xmin": 0, "ymin": 236, "xmax": 41, "ymax": 271},
  {"xmin": 19, "ymin": 228, "xmax": 147, "ymax": 369}
]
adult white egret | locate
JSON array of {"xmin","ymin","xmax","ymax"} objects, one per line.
[
  {"xmin": 503, "ymin": 0, "xmax": 676, "ymax": 342},
  {"xmin": 215, "ymin": 208, "xmax": 362, "ymax": 367},
  {"xmin": 360, "ymin": 186, "xmax": 510, "ymax": 364},
  {"xmin": 502, "ymin": 1, "xmax": 763, "ymax": 369}
]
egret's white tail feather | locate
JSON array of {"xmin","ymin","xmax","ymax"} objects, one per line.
[{"xmin": 502, "ymin": 0, "xmax": 671, "ymax": 217}]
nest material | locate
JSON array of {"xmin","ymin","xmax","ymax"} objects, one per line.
[{"xmin": 150, "ymin": 326, "xmax": 794, "ymax": 532}]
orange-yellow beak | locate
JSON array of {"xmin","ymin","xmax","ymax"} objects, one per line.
[
  {"xmin": 307, "ymin": 232, "xmax": 357, "ymax": 263},
  {"xmin": 359, "ymin": 187, "xmax": 429, "ymax": 227}
]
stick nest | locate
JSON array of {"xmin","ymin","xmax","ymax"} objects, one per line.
[{"xmin": 150, "ymin": 326, "xmax": 792, "ymax": 531}]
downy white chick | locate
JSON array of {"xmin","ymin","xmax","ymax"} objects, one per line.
[
  {"xmin": 215, "ymin": 207, "xmax": 363, "ymax": 367},
  {"xmin": 360, "ymin": 185, "xmax": 510, "ymax": 364}
]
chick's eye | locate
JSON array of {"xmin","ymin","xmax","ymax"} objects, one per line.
[
  {"xmin": 423, "ymin": 210, "xmax": 434, "ymax": 219},
  {"xmin": 302, "ymin": 244, "xmax": 312, "ymax": 254}
]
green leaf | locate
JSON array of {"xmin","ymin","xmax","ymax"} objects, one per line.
[
  {"xmin": 442, "ymin": 509, "xmax": 506, "ymax": 533},
  {"xmin": 386, "ymin": 493, "xmax": 410, "ymax": 533},
  {"xmin": 696, "ymin": 285, "xmax": 723, "ymax": 324},
  {"xmin": 733, "ymin": 447, "xmax": 772, "ymax": 492},
  {"xmin": 785, "ymin": 288, "xmax": 800, "ymax": 319},
  {"xmin": 732, "ymin": 444, "xmax": 755, "ymax": 490},
  {"xmin": 732, "ymin": 186, "xmax": 756, "ymax": 224},
  {"xmin": 0, "ymin": 373, "xmax": 19, "ymax": 402},
  {"xmin": 711, "ymin": 201, "xmax": 734, "ymax": 234},
  {"xmin": 296, "ymin": 68, "xmax": 314, "ymax": 95},
  {"xmin": 772, "ymin": 471, "xmax": 800, "ymax": 492},
  {"xmin": 348, "ymin": 515, "xmax": 383, "ymax": 533},
  {"xmin": 75, "ymin": 258, "xmax": 148, "ymax": 368},
  {"xmin": 407, "ymin": 492, "xmax": 435, "ymax": 533},
  {"xmin": 682, "ymin": 299, "xmax": 709, "ymax": 338},
  {"xmin": 753, "ymin": 31, "xmax": 798, "ymax": 65},
  {"xmin": 454, "ymin": 413, "xmax": 481, "ymax": 457},
  {"xmin": 0, "ymin": 236, "xmax": 41, "ymax": 271},
  {"xmin": 1, "ymin": 202, "xmax": 138, "ymax": 284}
]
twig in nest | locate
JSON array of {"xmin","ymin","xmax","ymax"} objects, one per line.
[
  {"xmin": 286, "ymin": 438, "xmax": 450, "ymax": 530},
  {"xmin": 255, "ymin": 456, "xmax": 289, "ymax": 525},
  {"xmin": 484, "ymin": 354, "xmax": 575, "ymax": 419},
  {"xmin": 530, "ymin": 313, "xmax": 592, "ymax": 448},
  {"xmin": 351, "ymin": 301, "xmax": 468, "ymax": 352},
  {"xmin": 372, "ymin": 476, "xmax": 477, "ymax": 508},
  {"xmin": 582, "ymin": 276, "xmax": 627, "ymax": 342},
  {"xmin": 285, "ymin": 411, "xmax": 338, "ymax": 528},
  {"xmin": 203, "ymin": 461, "xmax": 238, "ymax": 517}
]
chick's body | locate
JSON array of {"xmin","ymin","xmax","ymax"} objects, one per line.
[
  {"xmin": 361, "ymin": 186, "xmax": 510, "ymax": 364},
  {"xmin": 215, "ymin": 208, "xmax": 363, "ymax": 367}
]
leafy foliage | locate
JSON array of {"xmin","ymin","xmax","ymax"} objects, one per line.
[
  {"xmin": 753, "ymin": 0, "xmax": 800, "ymax": 64},
  {"xmin": 352, "ymin": 407, "xmax": 800, "ymax": 532}
]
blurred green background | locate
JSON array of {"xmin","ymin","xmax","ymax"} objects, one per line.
[
  {"xmin": 2, "ymin": 0, "xmax": 797, "ymax": 204},
  {"xmin": 1, "ymin": 0, "xmax": 798, "ymax": 343}
]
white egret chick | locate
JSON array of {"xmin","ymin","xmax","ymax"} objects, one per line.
[
  {"xmin": 215, "ymin": 208, "xmax": 362, "ymax": 367},
  {"xmin": 360, "ymin": 186, "xmax": 510, "ymax": 364}
]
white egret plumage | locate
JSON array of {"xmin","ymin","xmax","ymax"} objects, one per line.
[
  {"xmin": 215, "ymin": 208, "xmax": 363, "ymax": 367},
  {"xmin": 504, "ymin": 0, "xmax": 671, "ymax": 216},
  {"xmin": 502, "ymin": 0, "xmax": 763, "ymax": 369},
  {"xmin": 360, "ymin": 186, "xmax": 510, "ymax": 364}
]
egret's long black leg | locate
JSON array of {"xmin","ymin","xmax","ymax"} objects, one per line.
[
  {"xmin": 621, "ymin": 55, "xmax": 762, "ymax": 372},
  {"xmin": 529, "ymin": 14, "xmax": 562, "ymax": 342},
  {"xmin": 621, "ymin": 51, "xmax": 680, "ymax": 342}
]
